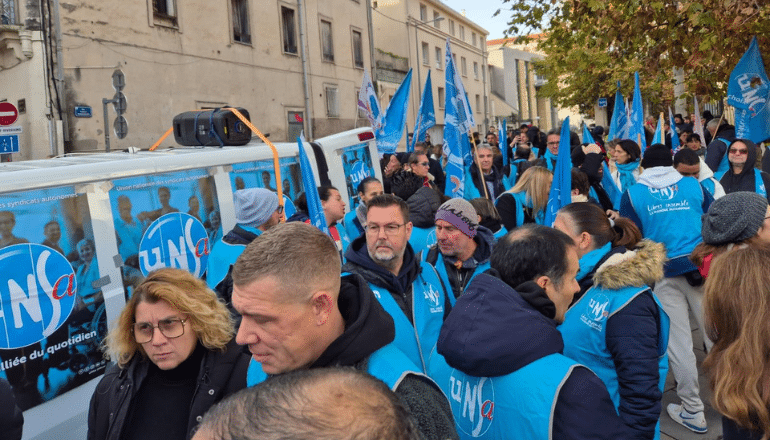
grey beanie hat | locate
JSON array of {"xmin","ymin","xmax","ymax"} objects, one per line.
[
  {"xmin": 233, "ymin": 188, "xmax": 279, "ymax": 227},
  {"xmin": 435, "ymin": 198, "xmax": 479, "ymax": 238},
  {"xmin": 702, "ymin": 191, "xmax": 768, "ymax": 245}
]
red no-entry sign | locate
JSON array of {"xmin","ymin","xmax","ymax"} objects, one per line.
[{"xmin": 0, "ymin": 102, "xmax": 18, "ymax": 126}]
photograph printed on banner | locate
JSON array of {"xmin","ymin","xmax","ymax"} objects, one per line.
[
  {"xmin": 108, "ymin": 169, "xmax": 221, "ymax": 297},
  {"xmin": 0, "ymin": 186, "xmax": 107, "ymax": 410},
  {"xmin": 231, "ymin": 157, "xmax": 302, "ymax": 218}
]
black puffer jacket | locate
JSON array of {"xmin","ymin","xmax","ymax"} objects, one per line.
[{"xmin": 87, "ymin": 339, "xmax": 249, "ymax": 440}]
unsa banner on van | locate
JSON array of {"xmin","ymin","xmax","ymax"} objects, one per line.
[
  {"xmin": 340, "ymin": 142, "xmax": 377, "ymax": 210},
  {"xmin": 230, "ymin": 156, "xmax": 302, "ymax": 218},
  {"xmin": 109, "ymin": 169, "xmax": 222, "ymax": 297},
  {"xmin": 0, "ymin": 185, "xmax": 107, "ymax": 411}
]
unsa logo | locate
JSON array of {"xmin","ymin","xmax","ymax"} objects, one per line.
[
  {"xmin": 585, "ymin": 294, "xmax": 611, "ymax": 323},
  {"xmin": 350, "ymin": 161, "xmax": 370, "ymax": 190},
  {"xmin": 448, "ymin": 371, "xmax": 495, "ymax": 437},
  {"xmin": 0, "ymin": 244, "xmax": 77, "ymax": 349},
  {"xmin": 139, "ymin": 213, "xmax": 210, "ymax": 277},
  {"xmin": 650, "ymin": 184, "xmax": 678, "ymax": 201}
]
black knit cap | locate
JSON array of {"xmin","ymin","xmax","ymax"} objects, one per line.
[
  {"xmin": 702, "ymin": 192, "xmax": 768, "ymax": 245},
  {"xmin": 640, "ymin": 143, "xmax": 673, "ymax": 168}
]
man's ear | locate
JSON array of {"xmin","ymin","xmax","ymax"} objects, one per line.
[
  {"xmin": 535, "ymin": 275, "xmax": 549, "ymax": 290},
  {"xmin": 311, "ymin": 291, "xmax": 334, "ymax": 326}
]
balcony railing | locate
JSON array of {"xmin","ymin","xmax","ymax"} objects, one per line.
[{"xmin": 1, "ymin": 0, "xmax": 15, "ymax": 25}]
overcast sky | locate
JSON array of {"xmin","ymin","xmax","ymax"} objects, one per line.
[{"xmin": 440, "ymin": 0, "xmax": 511, "ymax": 40}]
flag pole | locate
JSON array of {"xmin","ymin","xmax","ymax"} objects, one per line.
[{"xmin": 469, "ymin": 131, "xmax": 490, "ymax": 200}]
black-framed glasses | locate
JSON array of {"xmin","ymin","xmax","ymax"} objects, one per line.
[
  {"xmin": 365, "ymin": 223, "xmax": 405, "ymax": 236},
  {"xmin": 133, "ymin": 318, "xmax": 187, "ymax": 343}
]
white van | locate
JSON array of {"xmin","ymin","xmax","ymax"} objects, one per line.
[{"xmin": 0, "ymin": 127, "xmax": 378, "ymax": 439}]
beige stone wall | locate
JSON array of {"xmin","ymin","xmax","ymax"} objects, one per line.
[
  {"xmin": 49, "ymin": 0, "xmax": 369, "ymax": 152},
  {"xmin": 372, "ymin": 0, "xmax": 489, "ymax": 143}
]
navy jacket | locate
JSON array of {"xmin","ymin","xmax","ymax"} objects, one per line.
[{"xmin": 437, "ymin": 272, "xmax": 631, "ymax": 440}]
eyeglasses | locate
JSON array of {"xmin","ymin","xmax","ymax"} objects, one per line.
[
  {"xmin": 133, "ymin": 318, "xmax": 187, "ymax": 343},
  {"xmin": 276, "ymin": 205, "xmax": 284, "ymax": 214},
  {"xmin": 547, "ymin": 142, "xmax": 560, "ymax": 146},
  {"xmin": 412, "ymin": 161, "xmax": 430, "ymax": 167},
  {"xmin": 365, "ymin": 223, "xmax": 405, "ymax": 236},
  {"xmin": 729, "ymin": 148, "xmax": 748, "ymax": 155}
]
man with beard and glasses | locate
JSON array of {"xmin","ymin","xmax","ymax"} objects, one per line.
[{"xmin": 342, "ymin": 194, "xmax": 451, "ymax": 373}]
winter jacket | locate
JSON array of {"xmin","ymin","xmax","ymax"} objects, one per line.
[
  {"xmin": 429, "ymin": 272, "xmax": 631, "ymax": 439},
  {"xmin": 560, "ymin": 241, "xmax": 669, "ymax": 440},
  {"xmin": 425, "ymin": 225, "xmax": 495, "ymax": 300},
  {"xmin": 580, "ymin": 153, "xmax": 615, "ymax": 211},
  {"xmin": 247, "ymin": 274, "xmax": 459, "ymax": 440},
  {"xmin": 406, "ymin": 186, "xmax": 441, "ymax": 255},
  {"xmin": 343, "ymin": 237, "xmax": 450, "ymax": 371},
  {"xmin": 495, "ymin": 191, "xmax": 545, "ymax": 230},
  {"xmin": 467, "ymin": 164, "xmax": 506, "ymax": 201},
  {"xmin": 719, "ymin": 139, "xmax": 770, "ymax": 203},
  {"xmin": 87, "ymin": 339, "xmax": 250, "ymax": 440},
  {"xmin": 705, "ymin": 125, "xmax": 735, "ymax": 178},
  {"xmin": 620, "ymin": 167, "xmax": 713, "ymax": 277}
]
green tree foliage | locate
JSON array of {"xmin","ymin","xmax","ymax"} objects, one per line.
[{"xmin": 495, "ymin": 0, "xmax": 770, "ymax": 113}]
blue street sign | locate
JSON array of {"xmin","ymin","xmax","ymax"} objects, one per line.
[
  {"xmin": 598, "ymin": 98, "xmax": 608, "ymax": 108},
  {"xmin": 74, "ymin": 106, "xmax": 92, "ymax": 118},
  {"xmin": 0, "ymin": 134, "xmax": 19, "ymax": 153}
]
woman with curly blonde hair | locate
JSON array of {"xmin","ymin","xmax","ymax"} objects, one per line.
[
  {"xmin": 495, "ymin": 165, "xmax": 552, "ymax": 230},
  {"xmin": 703, "ymin": 245, "xmax": 770, "ymax": 440},
  {"xmin": 87, "ymin": 268, "xmax": 250, "ymax": 440}
]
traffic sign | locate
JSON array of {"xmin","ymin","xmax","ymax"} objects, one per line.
[
  {"xmin": 114, "ymin": 116, "xmax": 128, "ymax": 139},
  {"xmin": 112, "ymin": 70, "xmax": 125, "ymax": 90},
  {"xmin": 598, "ymin": 98, "xmax": 608, "ymax": 108},
  {"xmin": 0, "ymin": 102, "xmax": 18, "ymax": 126},
  {"xmin": 0, "ymin": 126, "xmax": 21, "ymax": 135},
  {"xmin": 113, "ymin": 92, "xmax": 127, "ymax": 115},
  {"xmin": 0, "ymin": 135, "xmax": 19, "ymax": 153}
]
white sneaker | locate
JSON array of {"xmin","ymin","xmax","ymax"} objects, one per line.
[{"xmin": 667, "ymin": 403, "xmax": 708, "ymax": 434}]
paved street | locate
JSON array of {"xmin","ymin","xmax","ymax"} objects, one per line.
[{"xmin": 660, "ymin": 308, "xmax": 722, "ymax": 440}]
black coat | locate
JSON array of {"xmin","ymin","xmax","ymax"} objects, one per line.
[{"xmin": 87, "ymin": 339, "xmax": 249, "ymax": 440}]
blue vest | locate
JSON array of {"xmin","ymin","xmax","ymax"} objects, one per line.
[
  {"xmin": 205, "ymin": 231, "xmax": 261, "ymax": 289},
  {"xmin": 409, "ymin": 226, "xmax": 437, "ymax": 260},
  {"xmin": 559, "ymin": 285, "xmax": 670, "ymax": 440},
  {"xmin": 626, "ymin": 176, "xmax": 705, "ymax": 260},
  {"xmin": 357, "ymin": 262, "xmax": 446, "ymax": 373},
  {"xmin": 700, "ymin": 178, "xmax": 717, "ymax": 197},
  {"xmin": 429, "ymin": 350, "xmax": 579, "ymax": 440},
  {"xmin": 343, "ymin": 211, "xmax": 364, "ymax": 242},
  {"xmin": 246, "ymin": 342, "xmax": 425, "ymax": 391},
  {"xmin": 432, "ymin": 254, "xmax": 489, "ymax": 306},
  {"xmin": 714, "ymin": 137, "xmax": 731, "ymax": 180},
  {"xmin": 495, "ymin": 192, "xmax": 545, "ymax": 227}
]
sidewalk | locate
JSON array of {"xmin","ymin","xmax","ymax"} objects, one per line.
[{"xmin": 660, "ymin": 308, "xmax": 722, "ymax": 440}]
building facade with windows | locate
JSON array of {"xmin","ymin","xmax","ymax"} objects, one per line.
[
  {"xmin": 488, "ymin": 37, "xmax": 583, "ymax": 132},
  {"xmin": 0, "ymin": 0, "xmax": 371, "ymax": 158},
  {"xmin": 371, "ymin": 0, "xmax": 489, "ymax": 146}
]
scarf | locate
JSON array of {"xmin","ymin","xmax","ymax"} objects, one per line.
[
  {"xmin": 576, "ymin": 242, "xmax": 612, "ymax": 282},
  {"xmin": 615, "ymin": 160, "xmax": 640, "ymax": 192}
]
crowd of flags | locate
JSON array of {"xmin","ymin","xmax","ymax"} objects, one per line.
[{"xmin": 297, "ymin": 37, "xmax": 770, "ymax": 236}]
